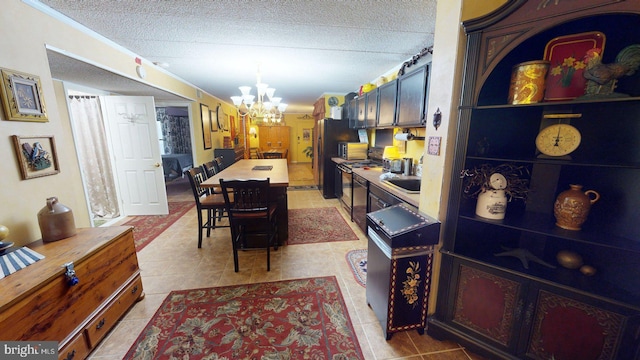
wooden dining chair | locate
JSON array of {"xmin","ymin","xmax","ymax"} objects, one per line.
[
  {"xmin": 185, "ymin": 167, "xmax": 231, "ymax": 248},
  {"xmin": 220, "ymin": 178, "xmax": 278, "ymax": 272}
]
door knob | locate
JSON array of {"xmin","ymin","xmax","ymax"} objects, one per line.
[{"xmin": 154, "ymin": 162, "xmax": 161, "ymax": 167}]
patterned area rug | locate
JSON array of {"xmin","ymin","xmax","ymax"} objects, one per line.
[
  {"xmin": 288, "ymin": 207, "xmax": 359, "ymax": 245},
  {"xmin": 123, "ymin": 202, "xmax": 194, "ymax": 252},
  {"xmin": 124, "ymin": 276, "xmax": 364, "ymax": 360},
  {"xmin": 346, "ymin": 249, "xmax": 367, "ymax": 287}
]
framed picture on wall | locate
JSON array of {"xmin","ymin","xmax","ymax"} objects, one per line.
[
  {"xmin": 0, "ymin": 68, "xmax": 48, "ymax": 122},
  {"xmin": 12, "ymin": 135, "xmax": 60, "ymax": 179},
  {"xmin": 200, "ymin": 104, "xmax": 212, "ymax": 149},
  {"xmin": 210, "ymin": 109, "xmax": 218, "ymax": 132}
]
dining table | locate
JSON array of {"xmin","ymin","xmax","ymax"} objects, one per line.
[{"xmin": 201, "ymin": 159, "xmax": 289, "ymax": 244}]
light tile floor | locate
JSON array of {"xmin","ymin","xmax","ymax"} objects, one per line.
[{"xmin": 88, "ymin": 163, "xmax": 485, "ymax": 360}]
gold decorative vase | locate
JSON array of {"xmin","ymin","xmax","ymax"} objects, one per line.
[
  {"xmin": 553, "ymin": 184, "xmax": 600, "ymax": 230},
  {"xmin": 508, "ymin": 60, "xmax": 550, "ymax": 104}
]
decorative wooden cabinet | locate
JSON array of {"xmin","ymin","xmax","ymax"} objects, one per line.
[
  {"xmin": 0, "ymin": 226, "xmax": 143, "ymax": 360},
  {"xmin": 395, "ymin": 63, "xmax": 430, "ymax": 127},
  {"xmin": 259, "ymin": 126, "xmax": 290, "ymax": 160},
  {"xmin": 214, "ymin": 147, "xmax": 245, "ymax": 170},
  {"xmin": 428, "ymin": 2, "xmax": 640, "ymax": 359},
  {"xmin": 446, "ymin": 259, "xmax": 638, "ymax": 360}
]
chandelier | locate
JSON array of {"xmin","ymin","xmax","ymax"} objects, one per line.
[{"xmin": 230, "ymin": 67, "xmax": 287, "ymax": 123}]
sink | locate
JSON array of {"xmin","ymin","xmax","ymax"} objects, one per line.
[{"xmin": 383, "ymin": 178, "xmax": 421, "ymax": 193}]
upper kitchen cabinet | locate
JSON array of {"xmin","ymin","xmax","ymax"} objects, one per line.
[
  {"xmin": 376, "ymin": 79, "xmax": 398, "ymax": 128},
  {"xmin": 428, "ymin": 1, "xmax": 640, "ymax": 359},
  {"xmin": 365, "ymin": 88, "xmax": 378, "ymax": 128},
  {"xmin": 395, "ymin": 63, "xmax": 430, "ymax": 127}
]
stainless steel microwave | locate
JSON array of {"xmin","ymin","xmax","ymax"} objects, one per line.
[{"xmin": 338, "ymin": 142, "xmax": 368, "ymax": 160}]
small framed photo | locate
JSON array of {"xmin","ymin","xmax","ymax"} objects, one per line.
[
  {"xmin": 1, "ymin": 68, "xmax": 48, "ymax": 122},
  {"xmin": 12, "ymin": 135, "xmax": 60, "ymax": 179}
]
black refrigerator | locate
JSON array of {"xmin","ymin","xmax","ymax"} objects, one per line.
[{"xmin": 317, "ymin": 117, "xmax": 358, "ymax": 198}]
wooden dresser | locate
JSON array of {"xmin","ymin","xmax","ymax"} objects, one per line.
[{"xmin": 0, "ymin": 226, "xmax": 143, "ymax": 360}]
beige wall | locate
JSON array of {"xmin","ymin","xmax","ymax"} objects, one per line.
[{"xmin": 0, "ymin": 0, "xmax": 231, "ymax": 246}]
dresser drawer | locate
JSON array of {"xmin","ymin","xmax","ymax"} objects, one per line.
[
  {"xmin": 58, "ymin": 332, "xmax": 90, "ymax": 360},
  {"xmin": 84, "ymin": 275, "xmax": 143, "ymax": 348}
]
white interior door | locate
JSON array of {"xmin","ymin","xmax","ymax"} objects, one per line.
[{"xmin": 102, "ymin": 96, "xmax": 168, "ymax": 216}]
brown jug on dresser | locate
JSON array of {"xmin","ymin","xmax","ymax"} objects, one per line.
[
  {"xmin": 553, "ymin": 184, "xmax": 600, "ymax": 231},
  {"xmin": 37, "ymin": 196, "xmax": 77, "ymax": 242}
]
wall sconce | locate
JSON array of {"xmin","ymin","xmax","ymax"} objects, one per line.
[{"xmin": 249, "ymin": 127, "xmax": 257, "ymax": 138}]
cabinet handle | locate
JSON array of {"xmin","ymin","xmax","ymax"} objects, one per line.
[
  {"xmin": 96, "ymin": 318, "xmax": 106, "ymax": 330},
  {"xmin": 131, "ymin": 285, "xmax": 139, "ymax": 294},
  {"xmin": 64, "ymin": 349, "xmax": 76, "ymax": 360}
]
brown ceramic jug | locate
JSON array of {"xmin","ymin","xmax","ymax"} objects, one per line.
[
  {"xmin": 553, "ymin": 184, "xmax": 600, "ymax": 231},
  {"xmin": 38, "ymin": 197, "xmax": 77, "ymax": 242}
]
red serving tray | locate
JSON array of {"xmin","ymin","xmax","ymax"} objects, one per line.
[{"xmin": 543, "ymin": 31, "xmax": 606, "ymax": 101}]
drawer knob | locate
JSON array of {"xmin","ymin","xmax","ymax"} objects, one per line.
[
  {"xmin": 131, "ymin": 285, "xmax": 139, "ymax": 294},
  {"xmin": 64, "ymin": 349, "xmax": 76, "ymax": 360},
  {"xmin": 96, "ymin": 318, "xmax": 106, "ymax": 330},
  {"xmin": 63, "ymin": 262, "xmax": 79, "ymax": 286}
]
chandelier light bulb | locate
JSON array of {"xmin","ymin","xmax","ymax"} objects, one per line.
[{"xmin": 232, "ymin": 67, "xmax": 286, "ymax": 122}]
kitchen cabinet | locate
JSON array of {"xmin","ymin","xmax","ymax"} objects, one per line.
[
  {"xmin": 365, "ymin": 89, "xmax": 378, "ymax": 128},
  {"xmin": 352, "ymin": 173, "xmax": 368, "ymax": 232},
  {"xmin": 376, "ymin": 79, "xmax": 397, "ymax": 128},
  {"xmin": 427, "ymin": 2, "xmax": 640, "ymax": 360},
  {"xmin": 395, "ymin": 63, "xmax": 429, "ymax": 127},
  {"xmin": 0, "ymin": 227, "xmax": 143, "ymax": 360},
  {"xmin": 348, "ymin": 97, "xmax": 358, "ymax": 128}
]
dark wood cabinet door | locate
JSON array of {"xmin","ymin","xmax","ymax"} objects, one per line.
[
  {"xmin": 365, "ymin": 89, "xmax": 378, "ymax": 128},
  {"xmin": 396, "ymin": 64, "xmax": 428, "ymax": 127},
  {"xmin": 450, "ymin": 260, "xmax": 526, "ymax": 353},
  {"xmin": 524, "ymin": 289, "xmax": 636, "ymax": 360},
  {"xmin": 377, "ymin": 80, "xmax": 397, "ymax": 127}
]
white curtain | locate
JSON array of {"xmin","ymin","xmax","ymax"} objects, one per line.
[{"xmin": 68, "ymin": 96, "xmax": 120, "ymax": 219}]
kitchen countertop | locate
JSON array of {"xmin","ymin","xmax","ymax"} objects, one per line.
[{"xmin": 333, "ymin": 157, "xmax": 420, "ymax": 207}]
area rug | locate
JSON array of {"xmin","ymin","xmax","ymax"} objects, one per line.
[
  {"xmin": 123, "ymin": 276, "xmax": 364, "ymax": 360},
  {"xmin": 287, "ymin": 185, "xmax": 319, "ymax": 191},
  {"xmin": 346, "ymin": 249, "xmax": 367, "ymax": 287},
  {"xmin": 287, "ymin": 207, "xmax": 359, "ymax": 245},
  {"xmin": 123, "ymin": 201, "xmax": 194, "ymax": 252}
]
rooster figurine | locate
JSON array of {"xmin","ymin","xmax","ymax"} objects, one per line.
[{"xmin": 582, "ymin": 44, "xmax": 640, "ymax": 98}]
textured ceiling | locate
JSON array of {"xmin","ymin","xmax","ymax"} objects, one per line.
[{"xmin": 37, "ymin": 0, "xmax": 437, "ymax": 112}]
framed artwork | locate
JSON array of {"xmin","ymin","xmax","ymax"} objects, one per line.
[
  {"xmin": 210, "ymin": 109, "xmax": 218, "ymax": 131},
  {"xmin": 0, "ymin": 68, "xmax": 48, "ymax": 122},
  {"xmin": 12, "ymin": 135, "xmax": 60, "ymax": 179},
  {"xmin": 200, "ymin": 104, "xmax": 212, "ymax": 149}
]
